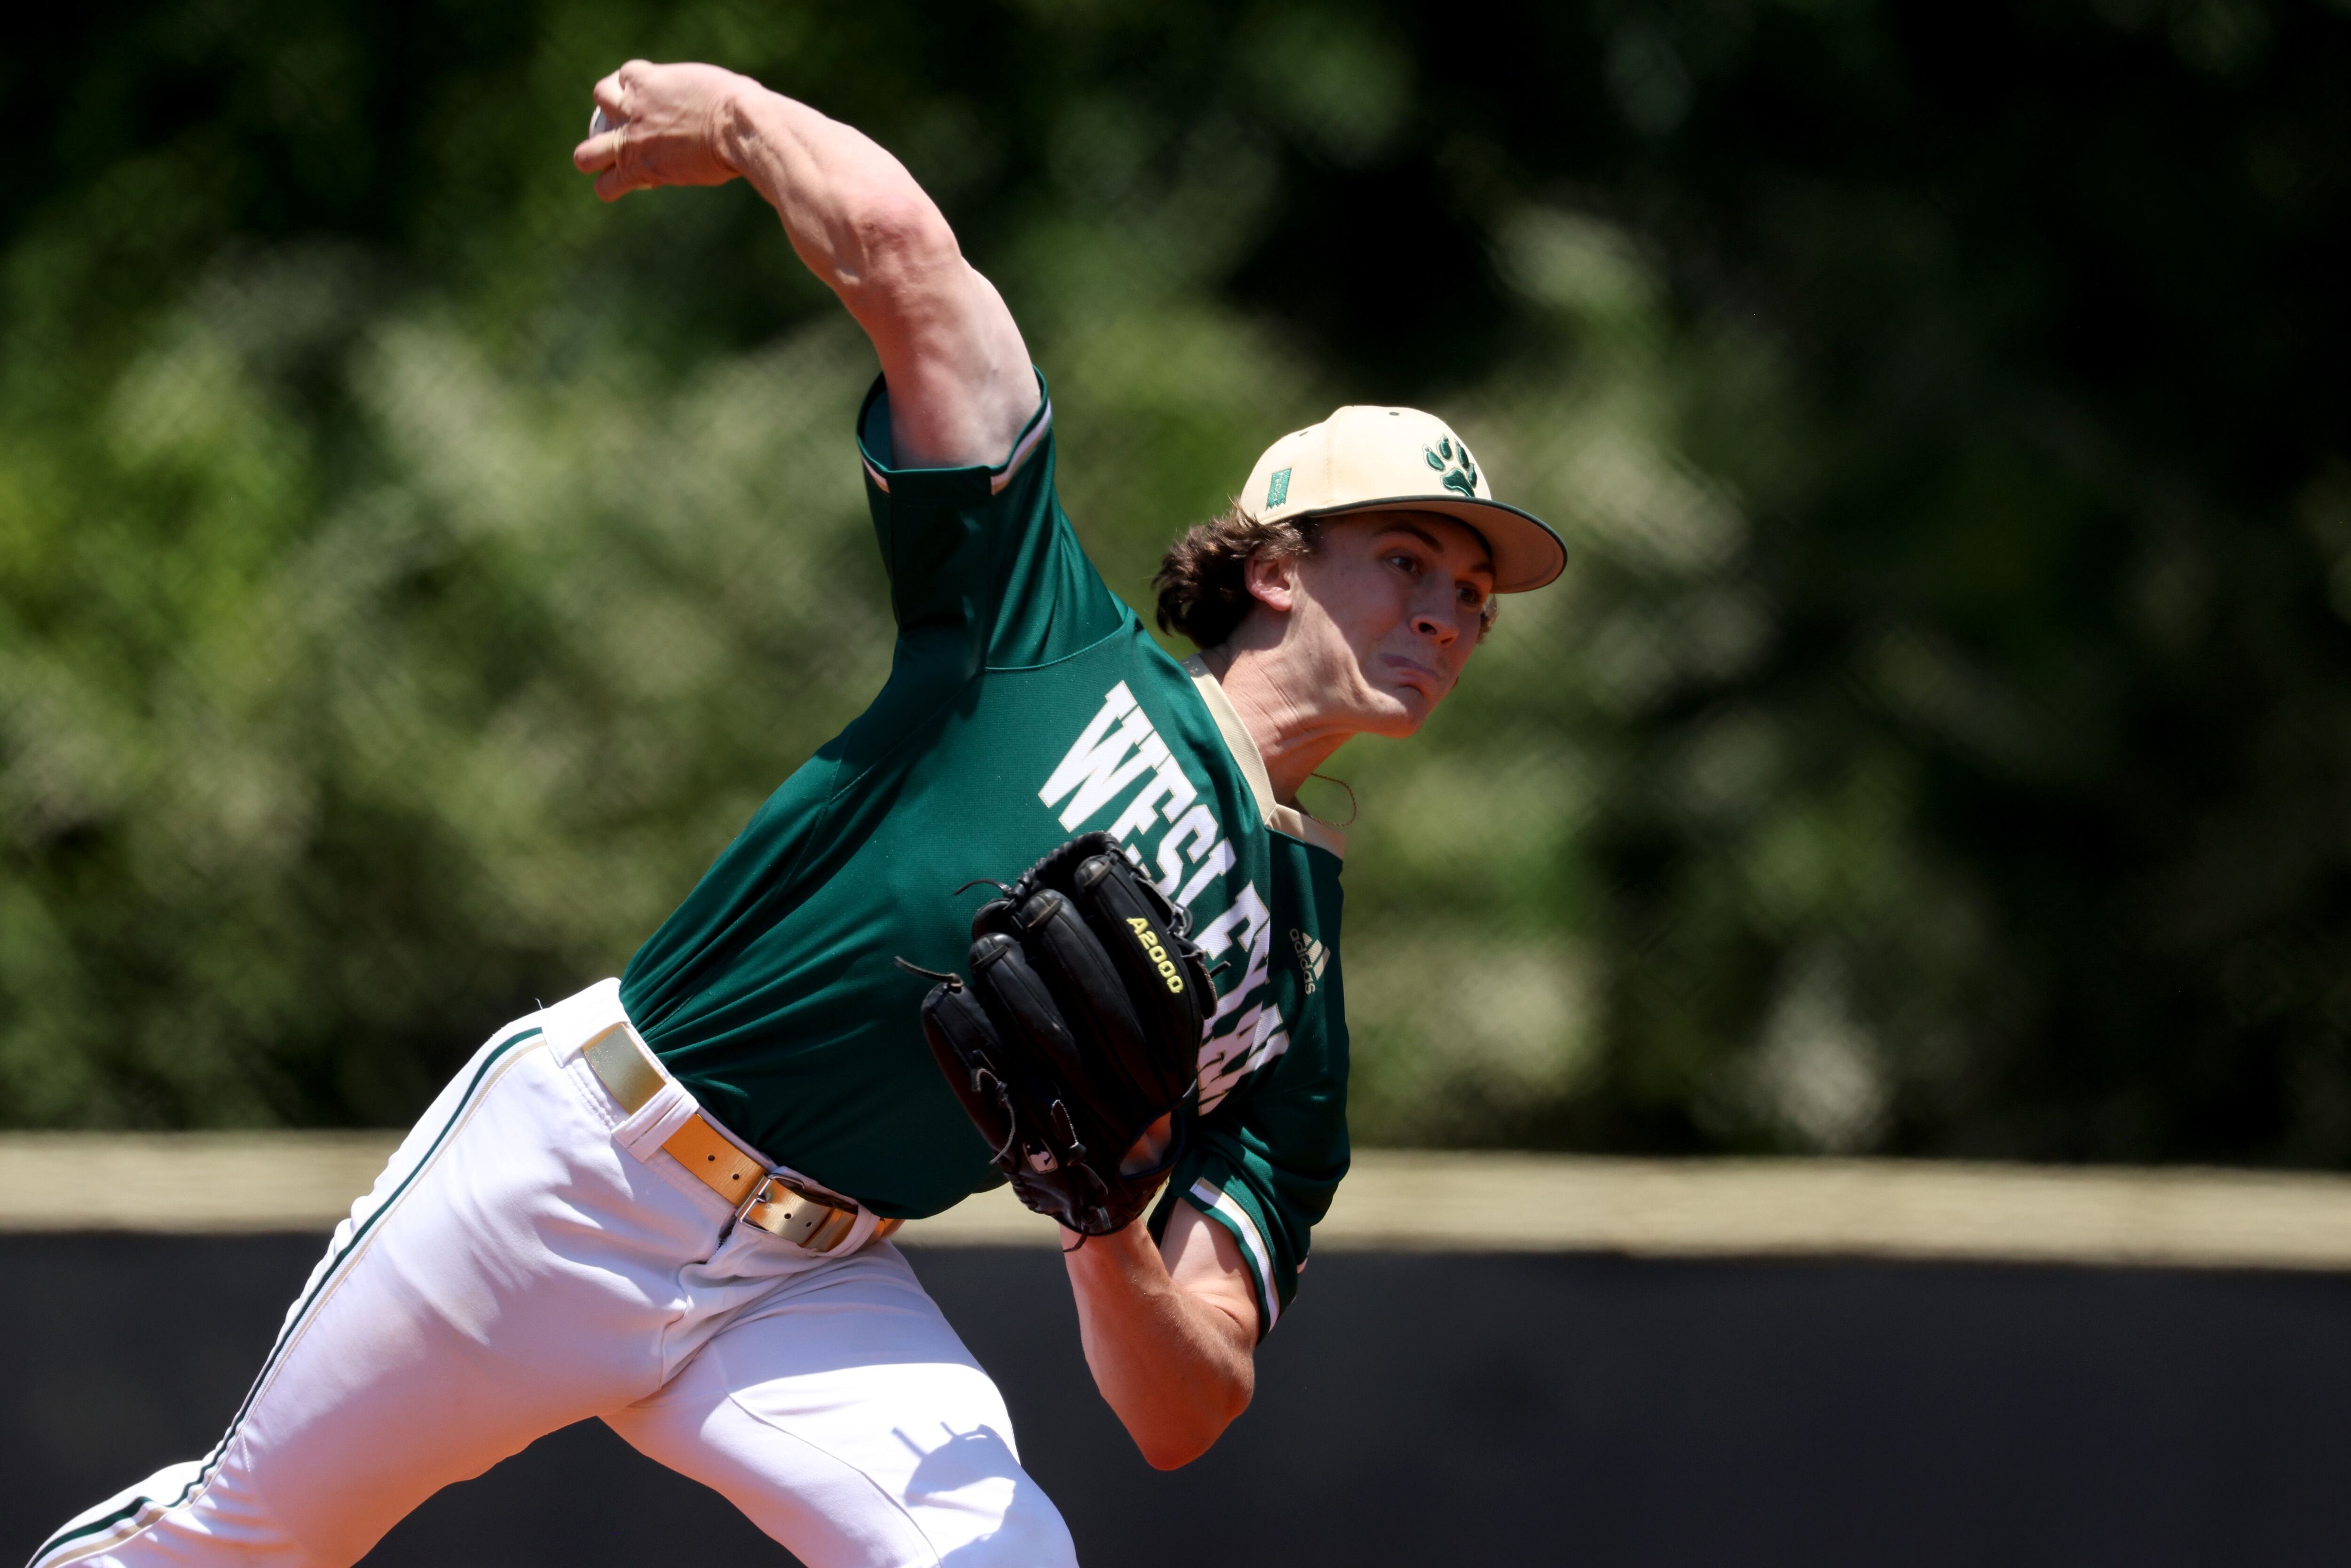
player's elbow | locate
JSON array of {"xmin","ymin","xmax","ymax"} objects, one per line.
[
  {"xmin": 832, "ymin": 192, "xmax": 961, "ymax": 305},
  {"xmin": 1133, "ymin": 1362, "xmax": 1254, "ymax": 1470},
  {"xmin": 1140, "ymin": 1438, "xmax": 1209, "ymax": 1472},
  {"xmin": 1137, "ymin": 1404, "xmax": 1246, "ymax": 1472}
]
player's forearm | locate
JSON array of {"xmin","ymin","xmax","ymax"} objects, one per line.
[
  {"xmin": 712, "ymin": 81, "xmax": 1031, "ymax": 469},
  {"xmin": 710, "ymin": 84, "xmax": 944, "ymax": 321},
  {"xmin": 1063, "ymin": 1221, "xmax": 1254, "ymax": 1470}
]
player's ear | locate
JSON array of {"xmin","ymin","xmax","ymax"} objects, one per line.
[{"xmin": 1241, "ymin": 547, "xmax": 1301, "ymax": 615}]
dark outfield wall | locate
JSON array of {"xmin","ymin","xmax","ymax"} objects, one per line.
[{"xmin": 7, "ymin": 1236, "xmax": 2350, "ymax": 1567}]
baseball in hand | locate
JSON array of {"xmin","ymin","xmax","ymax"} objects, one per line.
[{"xmin": 575, "ymin": 63, "xmax": 745, "ymax": 200}]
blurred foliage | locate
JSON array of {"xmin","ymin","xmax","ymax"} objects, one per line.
[{"xmin": 4, "ymin": 0, "xmax": 2350, "ymax": 1166}]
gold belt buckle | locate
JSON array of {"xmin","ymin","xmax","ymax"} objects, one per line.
[{"xmin": 735, "ymin": 1171, "xmax": 860, "ymax": 1253}]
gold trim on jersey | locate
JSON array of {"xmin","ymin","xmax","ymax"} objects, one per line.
[{"xmin": 1180, "ymin": 655, "xmax": 1348, "ymax": 859}]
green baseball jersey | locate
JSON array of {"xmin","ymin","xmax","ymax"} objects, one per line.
[{"xmin": 617, "ymin": 374, "xmax": 1349, "ymax": 1330}]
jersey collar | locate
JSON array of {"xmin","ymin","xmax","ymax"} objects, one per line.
[{"xmin": 1181, "ymin": 655, "xmax": 1347, "ymax": 859}]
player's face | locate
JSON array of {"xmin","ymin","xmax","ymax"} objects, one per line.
[{"xmin": 1284, "ymin": 511, "xmax": 1495, "ymax": 737}]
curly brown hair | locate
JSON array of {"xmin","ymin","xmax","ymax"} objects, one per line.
[
  {"xmin": 1152, "ymin": 505, "xmax": 1319, "ymax": 649},
  {"xmin": 1152, "ymin": 505, "xmax": 1499, "ymax": 649}
]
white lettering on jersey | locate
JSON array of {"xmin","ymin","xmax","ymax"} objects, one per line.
[
  {"xmin": 1176, "ymin": 841, "xmax": 1236, "ymax": 908},
  {"xmin": 1108, "ymin": 757, "xmax": 1199, "ymax": 843},
  {"xmin": 1198, "ymin": 1008, "xmax": 1290, "ymax": 1115},
  {"xmin": 1194, "ymin": 888, "xmax": 1283, "ymax": 1112},
  {"xmin": 1154, "ymin": 804, "xmax": 1219, "ymax": 898},
  {"xmin": 1039, "ymin": 683, "xmax": 1170, "ymax": 830},
  {"xmin": 1040, "ymin": 685, "xmax": 1298, "ymax": 1113},
  {"xmin": 1045, "ymin": 683, "xmax": 1227, "ymax": 908},
  {"xmin": 1194, "ymin": 883, "xmax": 1270, "ymax": 964}
]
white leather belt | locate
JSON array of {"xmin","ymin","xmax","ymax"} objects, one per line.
[{"xmin": 580, "ymin": 1023, "xmax": 897, "ymax": 1253}]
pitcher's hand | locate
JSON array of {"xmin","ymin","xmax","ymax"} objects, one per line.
[{"xmin": 573, "ymin": 61, "xmax": 747, "ymax": 202}]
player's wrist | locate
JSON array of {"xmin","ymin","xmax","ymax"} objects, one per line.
[
  {"xmin": 1061, "ymin": 1210, "xmax": 1161, "ymax": 1275},
  {"xmin": 706, "ymin": 73, "xmax": 764, "ymax": 176}
]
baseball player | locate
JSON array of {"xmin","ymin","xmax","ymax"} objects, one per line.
[{"xmin": 32, "ymin": 59, "xmax": 1564, "ymax": 1568}]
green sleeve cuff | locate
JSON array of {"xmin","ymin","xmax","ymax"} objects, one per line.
[{"xmin": 1151, "ymin": 1143, "xmax": 1304, "ymax": 1340}]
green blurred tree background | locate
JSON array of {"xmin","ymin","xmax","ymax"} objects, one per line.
[{"xmin": 5, "ymin": 0, "xmax": 2349, "ymax": 1165}]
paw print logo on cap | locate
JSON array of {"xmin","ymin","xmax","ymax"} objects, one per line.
[{"xmin": 1425, "ymin": 436, "xmax": 1479, "ymax": 499}]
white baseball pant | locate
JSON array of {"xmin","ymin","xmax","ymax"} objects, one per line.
[{"xmin": 29, "ymin": 980, "xmax": 1078, "ymax": 1568}]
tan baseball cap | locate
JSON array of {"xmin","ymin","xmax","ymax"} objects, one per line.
[{"xmin": 1240, "ymin": 406, "xmax": 1566, "ymax": 592}]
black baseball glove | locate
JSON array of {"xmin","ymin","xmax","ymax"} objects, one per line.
[{"xmin": 905, "ymin": 832, "xmax": 1215, "ymax": 1236}]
